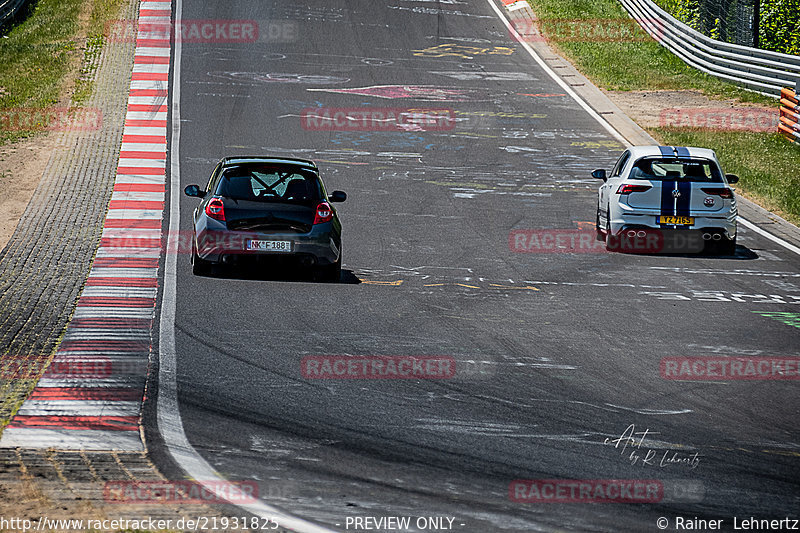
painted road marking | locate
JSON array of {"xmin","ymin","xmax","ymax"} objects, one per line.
[
  {"xmin": 641, "ymin": 291, "xmax": 800, "ymax": 304},
  {"xmin": 648, "ymin": 267, "xmax": 800, "ymax": 278},
  {"xmin": 308, "ymin": 85, "xmax": 495, "ymax": 102},
  {"xmin": 0, "ymin": 428, "xmax": 144, "ymax": 450},
  {"xmin": 753, "ymin": 311, "xmax": 800, "ymax": 329},
  {"xmin": 18, "ymin": 401, "xmax": 141, "ymax": 417},
  {"xmin": 353, "ymin": 267, "xmax": 668, "ymax": 290},
  {"xmin": 412, "ymin": 44, "xmax": 514, "ymax": 58},
  {"xmin": 506, "ymin": 1, "xmax": 529, "ymax": 11}
]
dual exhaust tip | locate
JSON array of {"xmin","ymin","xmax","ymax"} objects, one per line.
[{"xmin": 623, "ymin": 229, "xmax": 724, "ymax": 241}]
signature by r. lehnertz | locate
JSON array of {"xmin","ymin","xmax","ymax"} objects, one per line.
[{"xmin": 603, "ymin": 424, "xmax": 700, "ymax": 470}]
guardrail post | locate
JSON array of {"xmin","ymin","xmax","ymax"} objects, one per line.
[{"xmin": 752, "ymin": 0, "xmax": 759, "ymax": 48}]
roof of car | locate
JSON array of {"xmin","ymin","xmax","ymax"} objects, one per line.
[
  {"xmin": 627, "ymin": 145, "xmax": 718, "ymax": 160},
  {"xmin": 221, "ymin": 156, "xmax": 318, "ymax": 171}
]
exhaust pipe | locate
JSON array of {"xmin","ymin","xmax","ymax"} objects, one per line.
[
  {"xmin": 702, "ymin": 233, "xmax": 712, "ymax": 241},
  {"xmin": 712, "ymin": 234, "xmax": 722, "ymax": 241}
]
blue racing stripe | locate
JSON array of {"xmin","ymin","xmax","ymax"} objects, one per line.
[
  {"xmin": 674, "ymin": 146, "xmax": 691, "ymax": 158},
  {"xmin": 660, "ymin": 180, "xmax": 676, "ymax": 217},
  {"xmin": 676, "ymin": 181, "xmax": 692, "ymax": 216},
  {"xmin": 658, "ymin": 146, "xmax": 673, "ymax": 157}
]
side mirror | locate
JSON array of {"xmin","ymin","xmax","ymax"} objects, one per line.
[
  {"xmin": 329, "ymin": 190, "xmax": 347, "ymax": 202},
  {"xmin": 184, "ymin": 184, "xmax": 205, "ymax": 198},
  {"xmin": 592, "ymin": 169, "xmax": 607, "ymax": 180},
  {"xmin": 725, "ymin": 173, "xmax": 739, "ymax": 184}
]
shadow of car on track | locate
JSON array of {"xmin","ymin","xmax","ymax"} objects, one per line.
[
  {"xmin": 615, "ymin": 243, "xmax": 758, "ymax": 260},
  {"xmin": 192, "ymin": 262, "xmax": 362, "ymax": 284}
]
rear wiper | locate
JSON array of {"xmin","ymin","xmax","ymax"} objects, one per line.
[{"xmin": 256, "ymin": 172, "xmax": 293, "ymax": 196}]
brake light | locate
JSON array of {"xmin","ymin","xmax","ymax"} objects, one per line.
[
  {"xmin": 313, "ymin": 201, "xmax": 333, "ymax": 224},
  {"xmin": 205, "ymin": 197, "xmax": 225, "ymax": 221},
  {"xmin": 701, "ymin": 187, "xmax": 733, "ymax": 199},
  {"xmin": 616, "ymin": 184, "xmax": 652, "ymax": 194}
]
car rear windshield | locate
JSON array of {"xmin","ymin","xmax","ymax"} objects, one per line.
[
  {"xmin": 215, "ymin": 165, "xmax": 322, "ymax": 205},
  {"xmin": 629, "ymin": 157, "xmax": 724, "ymax": 183}
]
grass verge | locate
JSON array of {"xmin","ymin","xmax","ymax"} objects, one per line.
[
  {"xmin": 526, "ymin": 0, "xmax": 800, "ymax": 223},
  {"xmin": 0, "ymin": 0, "xmax": 124, "ymax": 144},
  {"xmin": 73, "ymin": 0, "xmax": 127, "ymax": 105},
  {"xmin": 526, "ymin": 0, "xmax": 776, "ymax": 104},
  {"xmin": 652, "ymin": 129, "xmax": 800, "ymax": 225},
  {"xmin": 0, "ymin": 0, "xmax": 85, "ymax": 144}
]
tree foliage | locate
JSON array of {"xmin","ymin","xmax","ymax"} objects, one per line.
[{"xmin": 655, "ymin": 0, "xmax": 800, "ymax": 55}]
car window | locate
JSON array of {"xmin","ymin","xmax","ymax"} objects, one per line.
[
  {"xmin": 611, "ymin": 150, "xmax": 630, "ymax": 177},
  {"xmin": 206, "ymin": 163, "xmax": 221, "ymax": 192},
  {"xmin": 215, "ymin": 165, "xmax": 321, "ymax": 205},
  {"xmin": 629, "ymin": 157, "xmax": 723, "ymax": 182}
]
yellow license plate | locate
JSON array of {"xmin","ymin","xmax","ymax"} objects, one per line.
[{"xmin": 658, "ymin": 216, "xmax": 694, "ymax": 225}]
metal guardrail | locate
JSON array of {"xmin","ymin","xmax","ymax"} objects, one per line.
[
  {"xmin": 618, "ymin": 0, "xmax": 800, "ymax": 96},
  {"xmin": 779, "ymin": 88, "xmax": 799, "ymax": 143},
  {"xmin": 0, "ymin": 0, "xmax": 27, "ymax": 28}
]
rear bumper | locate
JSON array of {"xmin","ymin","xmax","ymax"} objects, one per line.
[
  {"xmin": 195, "ymin": 228, "xmax": 340, "ymax": 266},
  {"xmin": 611, "ymin": 207, "xmax": 737, "ymax": 239}
]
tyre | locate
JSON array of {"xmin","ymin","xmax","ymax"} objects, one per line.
[
  {"xmin": 191, "ymin": 240, "xmax": 211, "ymax": 276},
  {"xmin": 317, "ymin": 256, "xmax": 341, "ymax": 282},
  {"xmin": 605, "ymin": 229, "xmax": 616, "ymax": 252},
  {"xmin": 596, "ymin": 209, "xmax": 604, "ymax": 241},
  {"xmin": 604, "ymin": 204, "xmax": 615, "ymax": 251},
  {"xmin": 719, "ymin": 235, "xmax": 737, "ymax": 256}
]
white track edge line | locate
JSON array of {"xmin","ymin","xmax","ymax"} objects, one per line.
[
  {"xmin": 155, "ymin": 0, "xmax": 338, "ymax": 530},
  {"xmin": 738, "ymin": 217, "xmax": 800, "ymax": 256},
  {"xmin": 486, "ymin": 0, "xmax": 800, "ymax": 258},
  {"xmin": 485, "ymin": 0, "xmax": 629, "ymax": 146}
]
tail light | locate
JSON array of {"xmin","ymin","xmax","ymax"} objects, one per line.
[
  {"xmin": 205, "ymin": 197, "xmax": 225, "ymax": 221},
  {"xmin": 701, "ymin": 187, "xmax": 733, "ymax": 199},
  {"xmin": 616, "ymin": 184, "xmax": 652, "ymax": 194},
  {"xmin": 313, "ymin": 201, "xmax": 333, "ymax": 224}
]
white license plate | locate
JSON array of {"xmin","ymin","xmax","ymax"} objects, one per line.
[{"xmin": 246, "ymin": 240, "xmax": 292, "ymax": 252}]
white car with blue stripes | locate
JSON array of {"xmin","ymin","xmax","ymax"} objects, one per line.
[{"xmin": 594, "ymin": 145, "xmax": 738, "ymax": 254}]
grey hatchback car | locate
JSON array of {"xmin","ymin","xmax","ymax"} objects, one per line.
[{"xmin": 184, "ymin": 156, "xmax": 346, "ymax": 280}]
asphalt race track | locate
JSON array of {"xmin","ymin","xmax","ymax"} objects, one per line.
[{"xmin": 160, "ymin": 0, "xmax": 800, "ymax": 531}]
